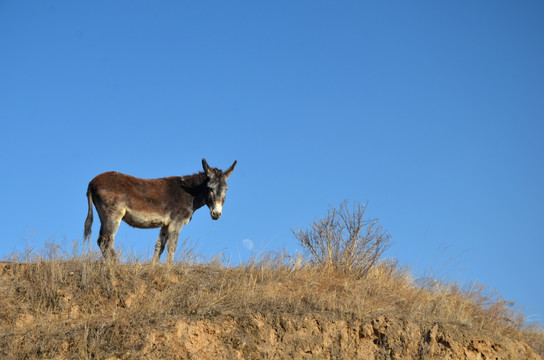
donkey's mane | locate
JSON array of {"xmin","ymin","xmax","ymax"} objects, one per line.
[
  {"xmin": 179, "ymin": 167, "xmax": 222, "ymax": 189},
  {"xmin": 179, "ymin": 171, "xmax": 207, "ymax": 188}
]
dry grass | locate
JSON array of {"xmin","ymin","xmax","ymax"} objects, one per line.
[{"xmin": 1, "ymin": 244, "xmax": 542, "ymax": 359}]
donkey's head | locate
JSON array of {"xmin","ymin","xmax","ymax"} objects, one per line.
[{"xmin": 202, "ymin": 158, "xmax": 237, "ymax": 220}]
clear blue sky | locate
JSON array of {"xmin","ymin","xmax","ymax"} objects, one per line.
[{"xmin": 1, "ymin": 2, "xmax": 543, "ymax": 324}]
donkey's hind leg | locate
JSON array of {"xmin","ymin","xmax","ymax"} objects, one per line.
[
  {"xmin": 151, "ymin": 226, "xmax": 168, "ymax": 264},
  {"xmin": 97, "ymin": 214, "xmax": 123, "ymax": 263}
]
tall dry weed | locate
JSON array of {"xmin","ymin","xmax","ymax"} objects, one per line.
[{"xmin": 292, "ymin": 200, "xmax": 391, "ymax": 277}]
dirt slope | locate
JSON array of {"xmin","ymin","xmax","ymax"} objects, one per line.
[
  {"xmin": 126, "ymin": 314, "xmax": 540, "ymax": 360},
  {"xmin": 0, "ymin": 261, "xmax": 541, "ymax": 359},
  {"xmin": 5, "ymin": 313, "xmax": 540, "ymax": 359}
]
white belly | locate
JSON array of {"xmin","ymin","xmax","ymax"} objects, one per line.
[{"xmin": 123, "ymin": 209, "xmax": 170, "ymax": 229}]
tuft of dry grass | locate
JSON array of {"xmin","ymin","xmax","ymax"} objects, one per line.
[{"xmin": 1, "ymin": 246, "xmax": 542, "ymax": 359}]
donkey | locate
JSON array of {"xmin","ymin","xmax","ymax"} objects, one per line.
[{"xmin": 84, "ymin": 159, "xmax": 237, "ymax": 264}]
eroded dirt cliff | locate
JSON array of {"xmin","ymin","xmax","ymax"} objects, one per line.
[{"xmin": 104, "ymin": 314, "xmax": 541, "ymax": 360}]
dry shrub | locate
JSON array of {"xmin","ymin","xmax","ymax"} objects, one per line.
[{"xmin": 292, "ymin": 200, "xmax": 391, "ymax": 277}]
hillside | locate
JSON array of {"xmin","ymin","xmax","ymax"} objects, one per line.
[{"xmin": 0, "ymin": 254, "xmax": 542, "ymax": 359}]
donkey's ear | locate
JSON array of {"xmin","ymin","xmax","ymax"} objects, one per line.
[
  {"xmin": 224, "ymin": 160, "xmax": 237, "ymax": 179},
  {"xmin": 202, "ymin": 158, "xmax": 214, "ymax": 178}
]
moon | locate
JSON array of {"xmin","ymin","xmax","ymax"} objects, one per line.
[{"xmin": 242, "ymin": 238, "xmax": 254, "ymax": 251}]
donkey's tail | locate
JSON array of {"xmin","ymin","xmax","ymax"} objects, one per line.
[{"xmin": 84, "ymin": 186, "xmax": 93, "ymax": 243}]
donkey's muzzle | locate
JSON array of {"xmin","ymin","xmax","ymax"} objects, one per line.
[
  {"xmin": 210, "ymin": 202, "xmax": 223, "ymax": 220},
  {"xmin": 211, "ymin": 210, "xmax": 221, "ymax": 220}
]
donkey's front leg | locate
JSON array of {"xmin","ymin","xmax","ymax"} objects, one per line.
[
  {"xmin": 166, "ymin": 223, "xmax": 183, "ymax": 265},
  {"xmin": 151, "ymin": 226, "xmax": 168, "ymax": 264}
]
